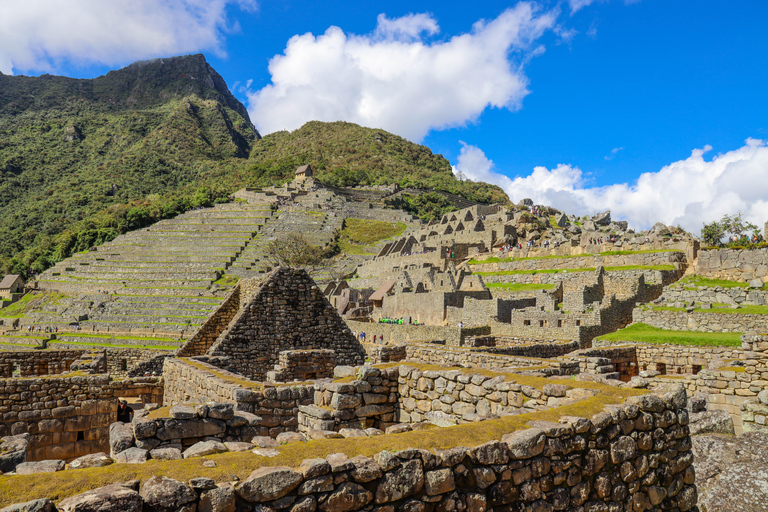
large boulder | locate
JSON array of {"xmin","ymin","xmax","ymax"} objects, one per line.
[
  {"xmin": 109, "ymin": 422, "xmax": 135, "ymax": 456},
  {"xmin": 140, "ymin": 476, "xmax": 197, "ymax": 512},
  {"xmin": 235, "ymin": 466, "xmax": 303, "ymax": 502},
  {"xmin": 693, "ymin": 432, "xmax": 768, "ymax": 512},
  {"xmin": 689, "ymin": 410, "xmax": 735, "ymax": 435},
  {"xmin": 0, "ymin": 434, "xmax": 29, "ymax": 473},
  {"xmin": 183, "ymin": 440, "xmax": 228, "ymax": 459},
  {"xmin": 592, "ymin": 211, "xmax": 611, "ymax": 226},
  {"xmin": 15, "ymin": 460, "xmax": 65, "ymax": 475},
  {"xmin": 57, "ymin": 483, "xmax": 143, "ymax": 512},
  {"xmin": 0, "ymin": 499, "xmax": 56, "ymax": 512},
  {"xmin": 69, "ymin": 452, "xmax": 113, "ymax": 470},
  {"xmin": 113, "ymin": 447, "xmax": 149, "ymax": 464}
]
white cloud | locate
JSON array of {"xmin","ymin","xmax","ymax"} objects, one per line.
[
  {"xmin": 568, "ymin": 0, "xmax": 640, "ymax": 15},
  {"xmin": 0, "ymin": 0, "xmax": 256, "ymax": 75},
  {"xmin": 452, "ymin": 139, "xmax": 768, "ymax": 235},
  {"xmin": 248, "ymin": 3, "xmax": 559, "ymax": 140},
  {"xmin": 604, "ymin": 146, "xmax": 624, "ymax": 160}
]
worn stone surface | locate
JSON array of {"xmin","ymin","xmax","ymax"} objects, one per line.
[
  {"xmin": 68, "ymin": 453, "xmax": 113, "ymax": 470},
  {"xmin": 693, "ymin": 432, "xmax": 768, "ymax": 512},
  {"xmin": 183, "ymin": 440, "xmax": 228, "ymax": 459},
  {"xmin": 15, "ymin": 460, "xmax": 65, "ymax": 475},
  {"xmin": 0, "ymin": 500, "xmax": 55, "ymax": 512},
  {"xmin": 140, "ymin": 476, "xmax": 197, "ymax": 512},
  {"xmin": 57, "ymin": 483, "xmax": 143, "ymax": 512}
]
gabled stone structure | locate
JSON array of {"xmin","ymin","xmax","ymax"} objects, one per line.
[{"xmin": 190, "ymin": 267, "xmax": 366, "ymax": 380}]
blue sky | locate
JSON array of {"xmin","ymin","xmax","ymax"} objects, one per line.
[{"xmin": 1, "ymin": 0, "xmax": 767, "ymax": 232}]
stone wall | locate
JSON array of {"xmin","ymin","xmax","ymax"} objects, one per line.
[
  {"xmin": 0, "ymin": 374, "xmax": 162, "ymax": 461},
  {"xmin": 470, "ymin": 250, "xmax": 686, "ymax": 274},
  {"xmin": 593, "ymin": 339, "xmax": 748, "ymax": 374},
  {"xmin": 0, "ymin": 350, "xmax": 86, "ymax": 377},
  {"xmin": 660, "ymin": 284, "xmax": 768, "ymax": 306},
  {"xmin": 176, "ymin": 284, "xmax": 241, "ymax": 357},
  {"xmin": 695, "ymin": 248, "xmax": 768, "ymax": 282},
  {"xmin": 206, "ymin": 268, "xmax": 366, "ymax": 380},
  {"xmin": 268, "ymin": 349, "xmax": 336, "ymax": 382},
  {"xmin": 395, "ymin": 365, "xmax": 593, "ymax": 426},
  {"xmin": 299, "ymin": 366, "xmax": 400, "ymax": 432},
  {"xmin": 364, "ymin": 344, "xmax": 407, "ymax": 364},
  {"xmin": 22, "ymin": 386, "xmax": 699, "ymax": 512},
  {"xmin": 480, "ymin": 268, "xmax": 681, "ymax": 286},
  {"xmin": 346, "ymin": 320, "xmax": 490, "ymax": 347},
  {"xmin": 632, "ymin": 307, "xmax": 768, "ymax": 332},
  {"xmin": 123, "ymin": 402, "xmax": 274, "ymax": 454},
  {"xmin": 162, "ymin": 358, "xmax": 314, "ymax": 438},
  {"xmin": 403, "ymin": 344, "xmax": 580, "ymax": 374}
]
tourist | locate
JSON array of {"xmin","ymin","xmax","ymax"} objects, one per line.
[{"xmin": 117, "ymin": 400, "xmax": 133, "ymax": 423}]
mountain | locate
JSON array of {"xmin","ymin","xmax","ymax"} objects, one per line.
[
  {"xmin": 246, "ymin": 121, "xmax": 507, "ymax": 205},
  {"xmin": 0, "ymin": 55, "xmax": 507, "ymax": 278}
]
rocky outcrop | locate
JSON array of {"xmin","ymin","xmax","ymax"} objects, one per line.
[{"xmin": 693, "ymin": 432, "xmax": 768, "ymax": 512}]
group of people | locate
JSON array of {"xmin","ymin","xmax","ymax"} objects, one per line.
[
  {"xmin": 351, "ymin": 330, "xmax": 387, "ymax": 345},
  {"xmin": 26, "ymin": 325, "xmax": 58, "ymax": 333},
  {"xmin": 378, "ymin": 317, "xmax": 409, "ymax": 325}
]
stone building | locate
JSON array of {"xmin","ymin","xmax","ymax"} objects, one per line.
[
  {"xmin": 0, "ymin": 274, "xmax": 25, "ymax": 300},
  {"xmin": 179, "ymin": 267, "xmax": 366, "ymax": 381}
]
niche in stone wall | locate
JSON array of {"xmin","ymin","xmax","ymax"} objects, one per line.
[
  {"xmin": 656, "ymin": 362, "xmax": 667, "ymax": 375},
  {"xmin": 37, "ymin": 361, "xmax": 48, "ymax": 376},
  {"xmin": 692, "ymin": 364, "xmax": 702, "ymax": 375}
]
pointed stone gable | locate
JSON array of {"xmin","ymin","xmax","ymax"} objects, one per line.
[{"xmin": 204, "ymin": 267, "xmax": 366, "ymax": 380}]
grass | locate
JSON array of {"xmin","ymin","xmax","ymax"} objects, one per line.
[
  {"xmin": 0, "ymin": 372, "xmax": 644, "ymax": 507},
  {"xmin": 485, "ymin": 283, "xmax": 556, "ymax": 292},
  {"xmin": 50, "ymin": 341, "xmax": 178, "ymax": 350},
  {"xmin": 213, "ymin": 274, "xmax": 240, "ymax": 286},
  {"xmin": 548, "ymin": 216, "xmax": 562, "ymax": 230},
  {"xmin": 62, "ymin": 332, "xmax": 179, "ymax": 342},
  {"xmin": 677, "ymin": 275, "xmax": 768, "ymax": 290},
  {"xmin": 648, "ymin": 304, "xmax": 768, "ymax": 315},
  {"xmin": 475, "ymin": 265, "xmax": 674, "ymax": 277},
  {"xmin": 338, "ymin": 218, "xmax": 407, "ymax": 255},
  {"xmin": 596, "ymin": 323, "xmax": 743, "ymax": 347},
  {"xmin": 468, "ymin": 249, "xmax": 680, "ymax": 265},
  {"xmin": 0, "ymin": 292, "xmax": 68, "ymax": 319}
]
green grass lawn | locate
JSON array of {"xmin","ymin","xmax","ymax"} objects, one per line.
[
  {"xmin": 475, "ymin": 265, "xmax": 674, "ymax": 277},
  {"xmin": 649, "ymin": 304, "xmax": 768, "ymax": 315},
  {"xmin": 0, "ymin": 292, "xmax": 68, "ymax": 319},
  {"xmin": 213, "ymin": 274, "xmax": 240, "ymax": 286},
  {"xmin": 339, "ymin": 218, "xmax": 407, "ymax": 255},
  {"xmin": 468, "ymin": 249, "xmax": 679, "ymax": 265},
  {"xmin": 596, "ymin": 323, "xmax": 743, "ymax": 347},
  {"xmin": 677, "ymin": 275, "xmax": 768, "ymax": 290},
  {"xmin": 485, "ymin": 283, "xmax": 556, "ymax": 291}
]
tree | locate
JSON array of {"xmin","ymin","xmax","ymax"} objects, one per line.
[
  {"xmin": 262, "ymin": 233, "xmax": 333, "ymax": 274},
  {"xmin": 702, "ymin": 212, "xmax": 760, "ymax": 246}
]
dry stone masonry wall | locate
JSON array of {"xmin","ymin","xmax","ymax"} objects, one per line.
[{"xmin": 6, "ymin": 386, "xmax": 699, "ymax": 512}]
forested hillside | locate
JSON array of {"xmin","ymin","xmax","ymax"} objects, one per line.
[{"xmin": 0, "ymin": 55, "xmax": 508, "ymax": 278}]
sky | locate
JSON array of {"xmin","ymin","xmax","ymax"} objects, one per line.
[{"xmin": 1, "ymin": 0, "xmax": 767, "ymax": 234}]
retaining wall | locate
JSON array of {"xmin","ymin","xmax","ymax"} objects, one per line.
[
  {"xmin": 632, "ymin": 308, "xmax": 768, "ymax": 332},
  {"xmin": 695, "ymin": 248, "xmax": 768, "ymax": 282}
]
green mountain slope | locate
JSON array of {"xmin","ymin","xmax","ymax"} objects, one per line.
[
  {"xmin": 247, "ymin": 121, "xmax": 507, "ymax": 205},
  {"xmin": 0, "ymin": 55, "xmax": 508, "ymax": 278}
]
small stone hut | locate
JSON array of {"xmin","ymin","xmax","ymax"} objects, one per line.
[
  {"xmin": 197, "ymin": 267, "xmax": 366, "ymax": 381},
  {"xmin": 295, "ymin": 164, "xmax": 313, "ymax": 180},
  {"xmin": 0, "ymin": 274, "xmax": 25, "ymax": 300}
]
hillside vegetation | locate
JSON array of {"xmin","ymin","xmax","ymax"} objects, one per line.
[{"xmin": 0, "ymin": 55, "xmax": 508, "ymax": 279}]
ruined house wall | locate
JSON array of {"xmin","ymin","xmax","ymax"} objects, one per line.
[
  {"xmin": 632, "ymin": 308, "xmax": 768, "ymax": 333},
  {"xmin": 660, "ymin": 284, "xmax": 768, "ymax": 306},
  {"xmin": 695, "ymin": 248, "xmax": 768, "ymax": 282},
  {"xmin": 402, "ymin": 344, "xmax": 579, "ymax": 374},
  {"xmin": 206, "ymin": 268, "xmax": 366, "ymax": 381},
  {"xmin": 0, "ymin": 350, "xmax": 85, "ymax": 377},
  {"xmin": 176, "ymin": 285, "xmax": 241, "ymax": 357},
  {"xmin": 36, "ymin": 385, "xmax": 698, "ymax": 512},
  {"xmin": 346, "ymin": 320, "xmax": 490, "ymax": 347},
  {"xmin": 470, "ymin": 250, "xmax": 685, "ymax": 274},
  {"xmin": 162, "ymin": 358, "xmax": 313, "ymax": 438},
  {"xmin": 0, "ymin": 374, "xmax": 162, "ymax": 461}
]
